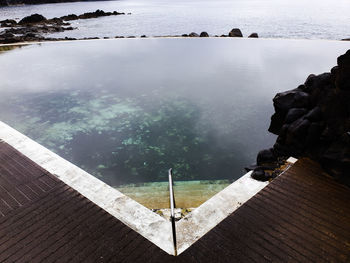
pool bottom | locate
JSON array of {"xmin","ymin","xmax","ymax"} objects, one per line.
[{"xmin": 116, "ymin": 179, "xmax": 232, "ymax": 209}]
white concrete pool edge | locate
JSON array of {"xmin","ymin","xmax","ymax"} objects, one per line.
[
  {"xmin": 0, "ymin": 121, "xmax": 174, "ymax": 255},
  {"xmin": 0, "ymin": 120, "xmax": 297, "ymax": 256}
]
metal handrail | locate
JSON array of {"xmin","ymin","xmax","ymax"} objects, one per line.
[
  {"xmin": 168, "ymin": 168, "xmax": 175, "ymax": 218},
  {"xmin": 168, "ymin": 168, "xmax": 177, "ymax": 255}
]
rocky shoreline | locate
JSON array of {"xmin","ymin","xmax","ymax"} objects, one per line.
[
  {"xmin": 0, "ymin": 11, "xmax": 259, "ymax": 44},
  {"xmin": 0, "ymin": 10, "xmax": 130, "ymax": 44},
  {"xmin": 0, "ymin": 0, "xmax": 83, "ymax": 6},
  {"xmin": 250, "ymin": 49, "xmax": 350, "ymax": 187}
]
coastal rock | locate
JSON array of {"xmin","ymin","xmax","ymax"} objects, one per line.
[
  {"xmin": 251, "ymin": 168, "xmax": 272, "ymax": 181},
  {"xmin": 200, "ymin": 32, "xmax": 209, "ymax": 37},
  {"xmin": 0, "ymin": 32, "xmax": 14, "ymax": 38},
  {"xmin": 228, "ymin": 28, "xmax": 243, "ymax": 37},
  {"xmin": 287, "ymin": 118, "xmax": 310, "ymax": 140},
  {"xmin": 268, "ymin": 112, "xmax": 285, "ymax": 135},
  {"xmin": 60, "ymin": 14, "xmax": 79, "ymax": 21},
  {"xmin": 304, "ymin": 72, "xmax": 332, "ymax": 93},
  {"xmin": 0, "ymin": 9, "xmax": 127, "ymax": 44},
  {"xmin": 285, "ymin": 108, "xmax": 307, "ymax": 124},
  {"xmin": 254, "ymin": 49, "xmax": 350, "ymax": 186},
  {"xmin": 19, "ymin": 14, "xmax": 47, "ymax": 24},
  {"xmin": 273, "ymin": 89, "xmax": 310, "ymax": 112},
  {"xmin": 322, "ymin": 136, "xmax": 350, "ymax": 183},
  {"xmin": 248, "ymin": 33, "xmax": 258, "ymax": 38},
  {"xmin": 257, "ymin": 148, "xmax": 277, "ymax": 165},
  {"xmin": 47, "ymin": 17, "xmax": 66, "ymax": 25},
  {"xmin": 335, "ymin": 50, "xmax": 350, "ymax": 90},
  {"xmin": 268, "ymin": 90, "xmax": 309, "ymax": 134},
  {"xmin": 60, "ymin": 10, "xmax": 125, "ymax": 22},
  {"xmin": 272, "ymin": 142, "xmax": 290, "ymax": 157},
  {"xmin": 0, "ymin": 0, "xmax": 81, "ymax": 5},
  {"xmin": 305, "ymin": 107, "xmax": 322, "ymax": 122},
  {"xmin": 78, "ymin": 9, "xmax": 125, "ymax": 20},
  {"xmin": 189, "ymin": 32, "xmax": 199, "ymax": 37},
  {"xmin": 305, "ymin": 122, "xmax": 324, "ymax": 146},
  {"xmin": 0, "ymin": 19, "xmax": 17, "ymax": 27}
]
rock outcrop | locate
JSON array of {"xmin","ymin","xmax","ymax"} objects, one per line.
[
  {"xmin": 228, "ymin": 28, "xmax": 243, "ymax": 37},
  {"xmin": 61, "ymin": 10, "xmax": 125, "ymax": 21},
  {"xmin": 248, "ymin": 33, "xmax": 258, "ymax": 38},
  {"xmin": 0, "ymin": 10, "xmax": 126, "ymax": 44},
  {"xmin": 200, "ymin": 31, "xmax": 209, "ymax": 37},
  {"xmin": 0, "ymin": 0, "xmax": 82, "ymax": 6},
  {"xmin": 188, "ymin": 32, "xmax": 199, "ymax": 37},
  {"xmin": 251, "ymin": 50, "xmax": 350, "ymax": 186},
  {"xmin": 19, "ymin": 14, "xmax": 47, "ymax": 24}
]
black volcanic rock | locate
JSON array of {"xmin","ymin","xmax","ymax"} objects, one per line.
[
  {"xmin": 200, "ymin": 32, "xmax": 209, "ymax": 37},
  {"xmin": 189, "ymin": 32, "xmax": 199, "ymax": 37},
  {"xmin": 273, "ymin": 89, "xmax": 310, "ymax": 112},
  {"xmin": 336, "ymin": 50, "xmax": 350, "ymax": 90},
  {"xmin": 0, "ymin": 19, "xmax": 17, "ymax": 27},
  {"xmin": 60, "ymin": 14, "xmax": 79, "ymax": 21},
  {"xmin": 285, "ymin": 108, "xmax": 307, "ymax": 124},
  {"xmin": 0, "ymin": 9, "xmax": 127, "ymax": 44},
  {"xmin": 257, "ymin": 148, "xmax": 277, "ymax": 167},
  {"xmin": 254, "ymin": 49, "xmax": 350, "ymax": 186},
  {"xmin": 248, "ymin": 33, "xmax": 258, "ymax": 38},
  {"xmin": 251, "ymin": 167, "xmax": 275, "ymax": 181},
  {"xmin": 1, "ymin": 0, "xmax": 82, "ymax": 6},
  {"xmin": 19, "ymin": 14, "xmax": 47, "ymax": 24},
  {"xmin": 60, "ymin": 10, "xmax": 125, "ymax": 21},
  {"xmin": 228, "ymin": 28, "xmax": 243, "ymax": 37},
  {"xmin": 305, "ymin": 107, "xmax": 322, "ymax": 122}
]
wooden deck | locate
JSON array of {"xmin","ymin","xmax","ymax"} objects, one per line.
[{"xmin": 0, "ymin": 141, "xmax": 349, "ymax": 262}]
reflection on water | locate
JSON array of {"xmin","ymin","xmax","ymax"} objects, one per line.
[{"xmin": 0, "ymin": 38, "xmax": 349, "ymax": 189}]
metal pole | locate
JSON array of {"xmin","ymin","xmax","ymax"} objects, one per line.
[{"xmin": 168, "ymin": 168, "xmax": 177, "ymax": 256}]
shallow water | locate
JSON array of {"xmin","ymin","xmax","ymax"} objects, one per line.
[
  {"xmin": 0, "ymin": 38, "xmax": 349, "ymax": 189},
  {"xmin": 0, "ymin": 0, "xmax": 349, "ymax": 40}
]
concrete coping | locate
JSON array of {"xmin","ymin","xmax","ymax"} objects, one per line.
[{"xmin": 0, "ymin": 121, "xmax": 295, "ymax": 256}]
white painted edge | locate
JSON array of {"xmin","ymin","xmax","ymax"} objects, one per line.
[
  {"xmin": 0, "ymin": 121, "xmax": 174, "ymax": 255},
  {"xmin": 176, "ymin": 171, "xmax": 269, "ymax": 255},
  {"xmin": 287, "ymin": 157, "xmax": 298, "ymax": 164}
]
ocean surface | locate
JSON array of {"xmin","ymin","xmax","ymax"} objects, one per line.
[{"xmin": 0, "ymin": 0, "xmax": 349, "ymax": 40}]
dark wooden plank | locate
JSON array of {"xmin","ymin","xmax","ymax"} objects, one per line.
[
  {"xmin": 0, "ymin": 183, "xmax": 68, "ymax": 227},
  {"xmin": 37, "ymin": 207, "xmax": 113, "ymax": 262},
  {"xmin": 0, "ymin": 186, "xmax": 76, "ymax": 240},
  {"xmin": 14, "ymin": 202, "xmax": 99, "ymax": 262},
  {"xmin": 263, "ymin": 184, "xmax": 350, "ymax": 241},
  {"xmin": 275, "ymin": 174, "xmax": 350, "ymax": 213},
  {"xmin": 0, "ymin": 192, "xmax": 87, "ymax": 262},
  {"xmin": 244, "ymin": 198, "xmax": 337, "ymax": 262},
  {"xmin": 1, "ymin": 141, "xmax": 350, "ymax": 263},
  {"xmin": 230, "ymin": 205, "xmax": 312, "ymax": 262}
]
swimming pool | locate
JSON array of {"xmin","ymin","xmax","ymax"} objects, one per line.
[{"xmin": 0, "ymin": 38, "xmax": 348, "ymax": 208}]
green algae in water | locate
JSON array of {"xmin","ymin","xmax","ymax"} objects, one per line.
[{"xmin": 0, "ymin": 89, "xmax": 248, "ymax": 186}]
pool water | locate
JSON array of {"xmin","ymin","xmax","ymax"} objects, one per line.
[{"xmin": 0, "ymin": 38, "xmax": 349, "ymax": 208}]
